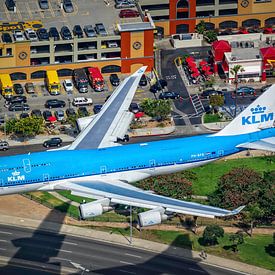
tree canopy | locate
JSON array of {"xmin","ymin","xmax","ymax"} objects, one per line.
[{"xmin": 202, "ymin": 225, "xmax": 224, "ymax": 246}]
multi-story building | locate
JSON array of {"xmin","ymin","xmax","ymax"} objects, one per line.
[{"xmin": 139, "ymin": 0, "xmax": 275, "ymax": 35}]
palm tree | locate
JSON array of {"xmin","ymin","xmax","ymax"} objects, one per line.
[{"xmin": 230, "ymin": 65, "xmax": 245, "ymax": 117}]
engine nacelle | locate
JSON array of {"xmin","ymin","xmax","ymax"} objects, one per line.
[
  {"xmin": 138, "ymin": 207, "xmax": 168, "ymax": 227},
  {"xmin": 79, "ymin": 198, "xmax": 112, "ymax": 219}
]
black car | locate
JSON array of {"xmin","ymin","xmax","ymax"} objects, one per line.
[
  {"xmin": 7, "ymin": 95, "xmax": 27, "ymax": 105},
  {"xmin": 260, "ymin": 84, "xmax": 272, "ymax": 93},
  {"xmin": 129, "ymin": 102, "xmax": 140, "ymax": 113},
  {"xmin": 159, "ymin": 92, "xmax": 180, "ymax": 100},
  {"xmin": 43, "ymin": 110, "xmax": 52, "ymax": 121},
  {"xmin": 93, "ymin": 104, "xmax": 103, "ymax": 114},
  {"xmin": 1, "ymin": 32, "xmax": 12, "ymax": 43},
  {"xmin": 8, "ymin": 103, "xmax": 30, "ymax": 112},
  {"xmin": 13, "ymin": 83, "xmax": 24, "ymax": 95},
  {"xmin": 37, "ymin": 28, "xmax": 49, "ymax": 40},
  {"xmin": 109, "ymin": 74, "xmax": 120, "ymax": 86},
  {"xmin": 139, "ymin": 74, "xmax": 147, "ymax": 86},
  {"xmin": 200, "ymin": 90, "xmax": 224, "ymax": 99},
  {"xmin": 78, "ymin": 106, "xmax": 89, "ymax": 117},
  {"xmin": 31, "ymin": 109, "xmax": 42, "ymax": 117},
  {"xmin": 66, "ymin": 108, "xmax": 76, "ymax": 117},
  {"xmin": 49, "ymin": 27, "xmax": 60, "ymax": 41},
  {"xmin": 73, "ymin": 25, "xmax": 83, "ymax": 38},
  {"xmin": 5, "ymin": 0, "xmax": 15, "ymax": 11},
  {"xmin": 20, "ymin": 113, "xmax": 29, "ymax": 119},
  {"xmin": 43, "ymin": 137, "xmax": 62, "ymax": 148},
  {"xmin": 45, "ymin": 99, "xmax": 66, "ymax": 109},
  {"xmin": 60, "ymin": 26, "xmax": 72, "ymax": 40}
]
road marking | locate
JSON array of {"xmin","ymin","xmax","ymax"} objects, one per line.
[
  {"xmin": 119, "ymin": 270, "xmax": 136, "ymax": 274},
  {"xmin": 54, "ymin": 257, "xmax": 71, "ymax": 261},
  {"xmin": 48, "ymin": 0, "xmax": 56, "ymax": 17},
  {"xmin": 188, "ymin": 267, "xmax": 205, "ymax": 273},
  {"xmin": 0, "ymin": 239, "xmax": 8, "ymax": 242},
  {"xmin": 63, "ymin": 241, "xmax": 78, "ymax": 246},
  {"xmin": 26, "ymin": 2, "xmax": 33, "ymax": 18},
  {"xmin": 125, "ymin": 253, "xmax": 142, "ymax": 259},
  {"xmin": 0, "ymin": 248, "xmax": 7, "ymax": 251},
  {"xmin": 57, "ymin": 249, "xmax": 72, "ymax": 253},
  {"xmin": 0, "ymin": 231, "xmax": 12, "ymax": 235},
  {"xmin": 4, "ymin": 6, "xmax": 11, "ymax": 21},
  {"xmin": 119, "ymin": 261, "xmax": 134, "ymax": 265}
]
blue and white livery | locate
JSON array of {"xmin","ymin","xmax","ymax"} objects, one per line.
[{"xmin": 0, "ymin": 67, "xmax": 274, "ymax": 227}]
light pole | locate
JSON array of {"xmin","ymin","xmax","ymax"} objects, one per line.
[{"xmin": 129, "ymin": 205, "xmax": 133, "ymax": 245}]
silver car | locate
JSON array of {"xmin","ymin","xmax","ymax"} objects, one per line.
[
  {"xmin": 63, "ymin": 0, "xmax": 74, "ymax": 13},
  {"xmin": 0, "ymin": 140, "xmax": 9, "ymax": 151},
  {"xmin": 38, "ymin": 0, "xmax": 49, "ymax": 9},
  {"xmin": 54, "ymin": 110, "xmax": 65, "ymax": 121}
]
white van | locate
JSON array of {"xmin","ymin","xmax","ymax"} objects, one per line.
[
  {"xmin": 72, "ymin": 97, "xmax": 93, "ymax": 107},
  {"xmin": 107, "ymin": 41, "xmax": 119, "ymax": 48}
]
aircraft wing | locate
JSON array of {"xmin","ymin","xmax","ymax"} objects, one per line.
[
  {"xmin": 58, "ymin": 180, "xmax": 244, "ymax": 219},
  {"xmin": 68, "ymin": 66, "xmax": 147, "ymax": 150},
  {"xmin": 237, "ymin": 137, "xmax": 275, "ymax": 152}
]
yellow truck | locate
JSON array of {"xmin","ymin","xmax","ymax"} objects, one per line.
[
  {"xmin": 0, "ymin": 74, "xmax": 14, "ymax": 98},
  {"xmin": 46, "ymin": 70, "xmax": 61, "ymax": 95}
]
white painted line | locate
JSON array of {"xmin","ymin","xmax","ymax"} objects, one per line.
[
  {"xmin": 119, "ymin": 270, "xmax": 136, "ymax": 274},
  {"xmin": 63, "ymin": 241, "xmax": 78, "ymax": 246},
  {"xmin": 0, "ymin": 239, "xmax": 8, "ymax": 242},
  {"xmin": 0, "ymin": 248, "xmax": 7, "ymax": 251},
  {"xmin": 56, "ymin": 249, "xmax": 72, "ymax": 253},
  {"xmin": 53, "ymin": 257, "xmax": 71, "ymax": 262},
  {"xmin": 125, "ymin": 253, "xmax": 142, "ymax": 259},
  {"xmin": 0, "ymin": 231, "xmax": 12, "ymax": 235},
  {"xmin": 119, "ymin": 261, "xmax": 135, "ymax": 266},
  {"xmin": 200, "ymin": 262, "xmax": 250, "ymax": 275},
  {"xmin": 188, "ymin": 267, "xmax": 205, "ymax": 273}
]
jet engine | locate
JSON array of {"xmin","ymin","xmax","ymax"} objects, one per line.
[
  {"xmin": 138, "ymin": 207, "xmax": 168, "ymax": 227},
  {"xmin": 79, "ymin": 198, "xmax": 112, "ymax": 219}
]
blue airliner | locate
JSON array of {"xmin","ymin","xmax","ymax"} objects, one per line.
[{"xmin": 0, "ymin": 67, "xmax": 274, "ymax": 227}]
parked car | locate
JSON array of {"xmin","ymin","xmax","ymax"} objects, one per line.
[
  {"xmin": 73, "ymin": 25, "xmax": 83, "ymax": 38},
  {"xmin": 78, "ymin": 106, "xmax": 89, "ymax": 117},
  {"xmin": 1, "ymin": 33, "xmax": 12, "ymax": 43},
  {"xmin": 13, "ymin": 83, "xmax": 24, "ymax": 95},
  {"xmin": 66, "ymin": 108, "xmax": 76, "ymax": 117},
  {"xmin": 0, "ymin": 140, "xmax": 9, "ymax": 151},
  {"xmin": 119, "ymin": 9, "xmax": 139, "ymax": 18},
  {"xmin": 49, "ymin": 27, "xmax": 60, "ymax": 41},
  {"xmin": 25, "ymin": 83, "xmax": 35, "ymax": 94},
  {"xmin": 43, "ymin": 110, "xmax": 52, "ymax": 121},
  {"xmin": 93, "ymin": 104, "xmax": 103, "ymax": 114},
  {"xmin": 43, "ymin": 137, "xmax": 62, "ymax": 148},
  {"xmin": 115, "ymin": 0, "xmax": 135, "ymax": 9},
  {"xmin": 60, "ymin": 26, "xmax": 72, "ymax": 40},
  {"xmin": 95, "ymin": 23, "xmax": 107, "ymax": 36},
  {"xmin": 63, "ymin": 0, "xmax": 74, "ymax": 13},
  {"xmin": 38, "ymin": 0, "xmax": 49, "ymax": 9},
  {"xmin": 139, "ymin": 74, "xmax": 148, "ymax": 86},
  {"xmin": 107, "ymin": 41, "xmax": 118, "ymax": 48},
  {"xmin": 73, "ymin": 97, "xmax": 93, "ymax": 107},
  {"xmin": 129, "ymin": 102, "xmax": 140, "ymax": 114},
  {"xmin": 235, "ymin": 86, "xmax": 256, "ymax": 96},
  {"xmin": 37, "ymin": 28, "xmax": 49, "ymax": 40},
  {"xmin": 31, "ymin": 109, "xmax": 42, "ymax": 117},
  {"xmin": 150, "ymin": 80, "xmax": 167, "ymax": 93},
  {"xmin": 5, "ymin": 0, "xmax": 15, "ymax": 11},
  {"xmin": 260, "ymin": 84, "xmax": 272, "ymax": 93},
  {"xmin": 200, "ymin": 89, "xmax": 224, "ymax": 99},
  {"xmin": 8, "ymin": 103, "xmax": 30, "ymax": 112},
  {"xmin": 63, "ymin": 79, "xmax": 74, "ymax": 93},
  {"xmin": 54, "ymin": 110, "xmax": 65, "ymax": 121},
  {"xmin": 13, "ymin": 30, "xmax": 25, "ymax": 41},
  {"xmin": 109, "ymin": 74, "xmax": 120, "ymax": 86},
  {"xmin": 20, "ymin": 113, "xmax": 29, "ymax": 119},
  {"xmin": 159, "ymin": 92, "xmax": 180, "ymax": 100},
  {"xmin": 84, "ymin": 25, "xmax": 96, "ymax": 37},
  {"xmin": 45, "ymin": 99, "xmax": 66, "ymax": 109},
  {"xmin": 25, "ymin": 28, "xmax": 38, "ymax": 41},
  {"xmin": 7, "ymin": 95, "xmax": 27, "ymax": 105}
]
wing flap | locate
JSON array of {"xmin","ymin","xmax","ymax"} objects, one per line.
[
  {"xmin": 57, "ymin": 180, "xmax": 244, "ymax": 218},
  {"xmin": 237, "ymin": 137, "xmax": 275, "ymax": 152}
]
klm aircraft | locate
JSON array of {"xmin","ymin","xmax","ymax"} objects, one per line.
[{"xmin": 0, "ymin": 67, "xmax": 274, "ymax": 227}]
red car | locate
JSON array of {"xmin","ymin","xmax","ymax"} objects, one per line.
[{"xmin": 119, "ymin": 9, "xmax": 139, "ymax": 18}]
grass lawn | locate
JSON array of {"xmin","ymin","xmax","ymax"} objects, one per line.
[
  {"xmin": 203, "ymin": 114, "xmax": 222, "ymax": 123},
  {"xmin": 57, "ymin": 190, "xmax": 94, "ymax": 204},
  {"xmin": 188, "ymin": 156, "xmax": 275, "ymax": 195}
]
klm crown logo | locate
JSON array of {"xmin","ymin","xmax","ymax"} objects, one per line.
[
  {"xmin": 12, "ymin": 171, "xmax": 20, "ymax": 177},
  {"xmin": 242, "ymin": 105, "xmax": 273, "ymax": 125},
  {"xmin": 8, "ymin": 170, "xmax": 25, "ymax": 182}
]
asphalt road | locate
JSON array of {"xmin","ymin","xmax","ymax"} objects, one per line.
[{"xmin": 0, "ymin": 224, "xmax": 245, "ymax": 275}]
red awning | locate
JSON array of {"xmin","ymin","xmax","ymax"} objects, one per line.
[
  {"xmin": 188, "ymin": 61, "xmax": 197, "ymax": 68},
  {"xmin": 260, "ymin": 47, "xmax": 275, "ymax": 60},
  {"xmin": 202, "ymin": 65, "xmax": 211, "ymax": 72},
  {"xmin": 186, "ymin": 56, "xmax": 195, "ymax": 63},
  {"xmin": 192, "ymin": 72, "xmax": 200, "ymax": 77},
  {"xmin": 191, "ymin": 67, "xmax": 199, "ymax": 73},
  {"xmin": 204, "ymin": 71, "xmax": 213, "ymax": 76},
  {"xmin": 239, "ymin": 28, "xmax": 249, "ymax": 34},
  {"xmin": 199, "ymin": 60, "xmax": 208, "ymax": 67},
  {"xmin": 263, "ymin": 28, "xmax": 273, "ymax": 34},
  {"xmin": 48, "ymin": 116, "xmax": 57, "ymax": 122},
  {"xmin": 135, "ymin": 112, "xmax": 144, "ymax": 119}
]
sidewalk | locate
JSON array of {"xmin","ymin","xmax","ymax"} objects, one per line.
[{"xmin": 0, "ymin": 211, "xmax": 273, "ymax": 275}]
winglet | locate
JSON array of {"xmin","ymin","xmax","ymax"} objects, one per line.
[
  {"xmin": 132, "ymin": 66, "xmax": 147, "ymax": 77},
  {"xmin": 231, "ymin": 205, "xmax": 246, "ymax": 215}
]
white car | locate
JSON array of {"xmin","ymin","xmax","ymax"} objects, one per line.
[
  {"xmin": 13, "ymin": 30, "xmax": 25, "ymax": 41},
  {"xmin": 24, "ymin": 28, "xmax": 38, "ymax": 41},
  {"xmin": 63, "ymin": 79, "xmax": 74, "ymax": 93},
  {"xmin": 72, "ymin": 97, "xmax": 93, "ymax": 107},
  {"xmin": 54, "ymin": 110, "xmax": 65, "ymax": 121}
]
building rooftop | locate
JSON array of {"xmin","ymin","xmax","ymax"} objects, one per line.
[{"xmin": 225, "ymin": 48, "xmax": 261, "ymax": 62}]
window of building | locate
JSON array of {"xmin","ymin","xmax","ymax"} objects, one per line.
[
  {"xmin": 196, "ymin": 10, "xmax": 215, "ymax": 17},
  {"xmin": 152, "ymin": 15, "xmax": 169, "ymax": 20},
  {"xmin": 31, "ymin": 70, "xmax": 46, "ymax": 79},
  {"xmin": 10, "ymin": 72, "xmax": 27, "ymax": 80},
  {"xmin": 219, "ymin": 0, "xmax": 238, "ymax": 3},
  {"xmin": 57, "ymin": 68, "xmax": 73, "ymax": 77},
  {"xmin": 265, "ymin": 17, "xmax": 275, "ymax": 27},
  {"xmin": 0, "ymin": 49, "xmax": 2, "ymax": 56},
  {"xmin": 6, "ymin": 48, "xmax": 12, "ymax": 56},
  {"xmin": 141, "ymin": 4, "xmax": 169, "ymax": 10},
  {"xmin": 177, "ymin": 0, "xmax": 188, "ymax": 8},
  {"xmin": 196, "ymin": 0, "xmax": 214, "ymax": 6},
  {"xmin": 176, "ymin": 24, "xmax": 189, "ymax": 33},
  {"xmin": 176, "ymin": 11, "xmax": 189, "ymax": 19},
  {"xmin": 205, "ymin": 22, "xmax": 215, "ymax": 30},
  {"xmin": 242, "ymin": 19, "xmax": 261, "ymax": 27},
  {"xmin": 219, "ymin": 9, "xmax": 238, "ymax": 15},
  {"xmin": 101, "ymin": 65, "xmax": 121, "ymax": 73},
  {"xmin": 219, "ymin": 20, "xmax": 238, "ymax": 29}
]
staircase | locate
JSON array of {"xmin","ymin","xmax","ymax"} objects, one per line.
[{"xmin": 190, "ymin": 94, "xmax": 205, "ymax": 115}]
